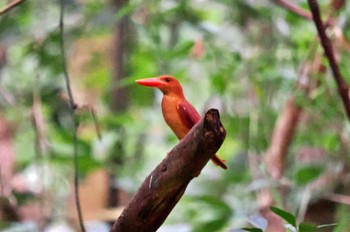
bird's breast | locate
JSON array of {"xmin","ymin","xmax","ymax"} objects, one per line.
[{"xmin": 161, "ymin": 96, "xmax": 189, "ymax": 139}]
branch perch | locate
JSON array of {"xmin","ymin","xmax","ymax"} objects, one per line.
[{"xmin": 111, "ymin": 109, "xmax": 226, "ymax": 232}]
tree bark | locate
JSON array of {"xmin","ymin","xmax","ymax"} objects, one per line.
[
  {"xmin": 111, "ymin": 109, "xmax": 226, "ymax": 232},
  {"xmin": 108, "ymin": 0, "xmax": 135, "ymax": 211},
  {"xmin": 111, "ymin": 0, "xmax": 133, "ymax": 112}
]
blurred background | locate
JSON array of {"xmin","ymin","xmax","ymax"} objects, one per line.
[{"xmin": 0, "ymin": 0, "xmax": 350, "ymax": 231}]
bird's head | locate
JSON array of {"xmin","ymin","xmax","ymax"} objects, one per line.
[{"xmin": 135, "ymin": 75, "xmax": 184, "ymax": 96}]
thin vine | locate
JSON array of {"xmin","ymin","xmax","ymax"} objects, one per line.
[{"xmin": 59, "ymin": 1, "xmax": 86, "ymax": 231}]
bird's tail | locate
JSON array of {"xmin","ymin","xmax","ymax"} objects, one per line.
[{"xmin": 211, "ymin": 154, "xmax": 227, "ymax": 170}]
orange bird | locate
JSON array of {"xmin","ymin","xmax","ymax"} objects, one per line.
[{"xmin": 136, "ymin": 75, "xmax": 227, "ymax": 170}]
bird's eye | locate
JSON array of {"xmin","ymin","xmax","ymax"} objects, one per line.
[{"xmin": 165, "ymin": 77, "xmax": 171, "ymax": 83}]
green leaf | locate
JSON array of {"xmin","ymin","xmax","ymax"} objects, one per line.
[
  {"xmin": 115, "ymin": 2, "xmax": 138, "ymax": 21},
  {"xmin": 184, "ymin": 195, "xmax": 232, "ymax": 232},
  {"xmin": 241, "ymin": 228, "xmax": 264, "ymax": 232},
  {"xmin": 294, "ymin": 165, "xmax": 324, "ymax": 186},
  {"xmin": 299, "ymin": 222, "xmax": 317, "ymax": 232},
  {"xmin": 165, "ymin": 40, "xmax": 194, "ymax": 58},
  {"xmin": 270, "ymin": 206, "xmax": 296, "ymax": 228}
]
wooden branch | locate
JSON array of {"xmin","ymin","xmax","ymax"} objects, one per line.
[
  {"xmin": 111, "ymin": 109, "xmax": 226, "ymax": 232},
  {"xmin": 273, "ymin": 0, "xmax": 313, "ymax": 20},
  {"xmin": 307, "ymin": 0, "xmax": 350, "ymax": 122},
  {"xmin": 0, "ymin": 0, "xmax": 26, "ymax": 15}
]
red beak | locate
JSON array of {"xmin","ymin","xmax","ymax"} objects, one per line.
[{"xmin": 135, "ymin": 78, "xmax": 162, "ymax": 87}]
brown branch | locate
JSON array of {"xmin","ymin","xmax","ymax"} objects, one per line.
[
  {"xmin": 0, "ymin": 0, "xmax": 26, "ymax": 15},
  {"xmin": 325, "ymin": 193, "xmax": 350, "ymax": 205},
  {"xmin": 263, "ymin": 59, "xmax": 314, "ymax": 185},
  {"xmin": 265, "ymin": 98, "xmax": 302, "ymax": 179},
  {"xmin": 307, "ymin": 0, "xmax": 350, "ymax": 121},
  {"xmin": 273, "ymin": 0, "xmax": 313, "ymax": 20},
  {"xmin": 111, "ymin": 109, "xmax": 226, "ymax": 232}
]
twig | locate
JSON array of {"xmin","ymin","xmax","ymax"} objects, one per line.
[
  {"xmin": 77, "ymin": 105, "xmax": 102, "ymax": 140},
  {"xmin": 89, "ymin": 108, "xmax": 101, "ymax": 140},
  {"xmin": 326, "ymin": 193, "xmax": 350, "ymax": 205},
  {"xmin": 307, "ymin": 0, "xmax": 350, "ymax": 122},
  {"xmin": 59, "ymin": 1, "xmax": 85, "ymax": 231},
  {"xmin": 273, "ymin": 0, "xmax": 312, "ymax": 20},
  {"xmin": 59, "ymin": 3, "xmax": 75, "ymax": 108},
  {"xmin": 32, "ymin": 75, "xmax": 48, "ymax": 156},
  {"xmin": 0, "ymin": 0, "xmax": 26, "ymax": 15},
  {"xmin": 31, "ymin": 74, "xmax": 48, "ymax": 230},
  {"xmin": 111, "ymin": 109, "xmax": 226, "ymax": 232}
]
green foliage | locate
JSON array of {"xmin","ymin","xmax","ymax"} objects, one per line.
[
  {"xmin": 243, "ymin": 207, "xmax": 336, "ymax": 232},
  {"xmin": 25, "ymin": 31, "xmax": 62, "ymax": 75},
  {"xmin": 270, "ymin": 206, "xmax": 297, "ymax": 228},
  {"xmin": 299, "ymin": 222, "xmax": 317, "ymax": 232},
  {"xmin": 183, "ymin": 195, "xmax": 232, "ymax": 232},
  {"xmin": 334, "ymin": 205, "xmax": 350, "ymax": 232},
  {"xmin": 294, "ymin": 165, "xmax": 324, "ymax": 186}
]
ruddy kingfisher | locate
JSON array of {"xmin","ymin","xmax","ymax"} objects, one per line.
[{"xmin": 136, "ymin": 75, "xmax": 227, "ymax": 169}]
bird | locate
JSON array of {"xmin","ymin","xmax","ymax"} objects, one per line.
[{"xmin": 135, "ymin": 75, "xmax": 227, "ymax": 169}]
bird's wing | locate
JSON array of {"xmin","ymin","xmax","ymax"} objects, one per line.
[
  {"xmin": 177, "ymin": 100, "xmax": 201, "ymax": 129},
  {"xmin": 178, "ymin": 100, "xmax": 228, "ymax": 170}
]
